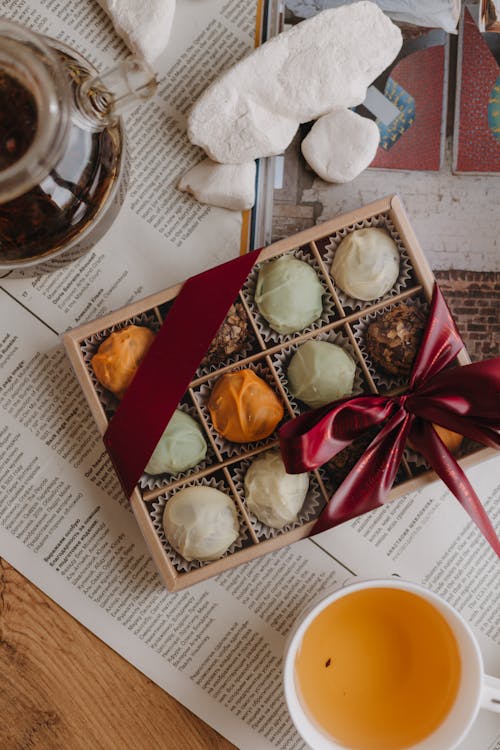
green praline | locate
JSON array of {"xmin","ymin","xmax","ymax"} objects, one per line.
[
  {"xmin": 288, "ymin": 340, "xmax": 355, "ymax": 408},
  {"xmin": 255, "ymin": 255, "xmax": 323, "ymax": 334},
  {"xmin": 145, "ymin": 409, "xmax": 207, "ymax": 475}
]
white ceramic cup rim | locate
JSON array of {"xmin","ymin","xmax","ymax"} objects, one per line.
[{"xmin": 283, "ymin": 578, "xmax": 490, "ymax": 750}]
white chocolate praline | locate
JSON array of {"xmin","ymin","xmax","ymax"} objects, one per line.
[
  {"xmin": 331, "ymin": 228, "xmax": 400, "ymax": 301},
  {"xmin": 288, "ymin": 340, "xmax": 356, "ymax": 408},
  {"xmin": 244, "ymin": 451, "xmax": 309, "ymax": 529},
  {"xmin": 255, "ymin": 255, "xmax": 323, "ymax": 334},
  {"xmin": 163, "ymin": 486, "xmax": 239, "ymax": 562}
]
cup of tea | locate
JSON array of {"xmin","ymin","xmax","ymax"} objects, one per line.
[{"xmin": 283, "ymin": 578, "xmax": 500, "ymax": 750}]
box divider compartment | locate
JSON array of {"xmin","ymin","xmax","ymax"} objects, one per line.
[
  {"xmin": 222, "ymin": 467, "xmax": 260, "ymax": 545},
  {"xmin": 310, "ymin": 239, "xmax": 346, "ymax": 319}
]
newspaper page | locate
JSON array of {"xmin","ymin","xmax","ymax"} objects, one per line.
[{"xmin": 0, "ymin": 1, "xmax": 499, "ymax": 750}]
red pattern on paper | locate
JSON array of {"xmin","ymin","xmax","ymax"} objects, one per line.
[
  {"xmin": 371, "ymin": 46, "xmax": 445, "ymax": 171},
  {"xmin": 455, "ymin": 9, "xmax": 500, "ymax": 173}
]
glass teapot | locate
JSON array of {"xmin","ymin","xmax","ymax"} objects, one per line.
[{"xmin": 0, "ymin": 17, "xmax": 157, "ymax": 274}]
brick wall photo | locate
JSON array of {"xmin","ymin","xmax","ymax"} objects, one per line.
[{"xmin": 435, "ymin": 271, "xmax": 499, "ymax": 361}]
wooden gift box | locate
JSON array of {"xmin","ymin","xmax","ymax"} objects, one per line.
[{"xmin": 63, "ymin": 195, "xmax": 494, "ymax": 591}]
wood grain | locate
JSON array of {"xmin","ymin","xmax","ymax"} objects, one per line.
[{"xmin": 0, "ymin": 559, "xmax": 236, "ymax": 750}]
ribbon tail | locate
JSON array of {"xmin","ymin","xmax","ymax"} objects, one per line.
[
  {"xmin": 410, "ymin": 422, "xmax": 500, "ymax": 557},
  {"xmin": 312, "ymin": 408, "xmax": 412, "ymax": 534}
]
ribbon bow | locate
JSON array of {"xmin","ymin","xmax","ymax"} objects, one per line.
[{"xmin": 279, "ymin": 286, "xmax": 500, "ymax": 555}]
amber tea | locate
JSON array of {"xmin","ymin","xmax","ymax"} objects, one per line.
[
  {"xmin": 294, "ymin": 587, "xmax": 461, "ymax": 750},
  {"xmin": 0, "ymin": 71, "xmax": 37, "ymax": 170},
  {"xmin": 0, "ymin": 51, "xmax": 122, "ymax": 265}
]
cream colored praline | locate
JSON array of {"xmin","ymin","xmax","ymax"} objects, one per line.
[
  {"xmin": 244, "ymin": 451, "xmax": 309, "ymax": 529},
  {"xmin": 288, "ymin": 340, "xmax": 356, "ymax": 408},
  {"xmin": 255, "ymin": 255, "xmax": 324, "ymax": 334},
  {"xmin": 163, "ymin": 486, "xmax": 239, "ymax": 561},
  {"xmin": 331, "ymin": 227, "xmax": 400, "ymax": 301}
]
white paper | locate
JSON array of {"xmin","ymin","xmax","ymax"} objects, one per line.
[{"xmin": 0, "ymin": 2, "xmax": 499, "ymax": 750}]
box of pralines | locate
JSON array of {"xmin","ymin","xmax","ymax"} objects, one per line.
[{"xmin": 63, "ymin": 195, "xmax": 494, "ymax": 591}]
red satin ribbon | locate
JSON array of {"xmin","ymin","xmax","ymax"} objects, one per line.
[
  {"xmin": 279, "ymin": 286, "xmax": 500, "ymax": 555},
  {"xmin": 104, "ymin": 249, "xmax": 263, "ymax": 497}
]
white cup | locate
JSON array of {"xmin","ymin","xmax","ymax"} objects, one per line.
[{"xmin": 283, "ymin": 578, "xmax": 500, "ymax": 750}]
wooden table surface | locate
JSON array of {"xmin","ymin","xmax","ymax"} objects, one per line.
[{"xmin": 0, "ymin": 559, "xmax": 236, "ymax": 750}]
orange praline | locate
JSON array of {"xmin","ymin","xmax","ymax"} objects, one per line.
[
  {"xmin": 208, "ymin": 369, "xmax": 284, "ymax": 443},
  {"xmin": 91, "ymin": 325, "xmax": 155, "ymax": 399}
]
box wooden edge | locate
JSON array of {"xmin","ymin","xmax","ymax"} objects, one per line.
[
  {"xmin": 258, "ymin": 195, "xmax": 395, "ymax": 261},
  {"xmin": 62, "ymin": 332, "xmax": 109, "ymax": 434},
  {"xmin": 385, "ymin": 446, "xmax": 496, "ymax": 503},
  {"xmin": 63, "ymin": 282, "xmax": 183, "ymax": 344}
]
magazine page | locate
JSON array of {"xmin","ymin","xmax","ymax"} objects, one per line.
[{"xmin": 453, "ymin": 7, "xmax": 500, "ymax": 175}]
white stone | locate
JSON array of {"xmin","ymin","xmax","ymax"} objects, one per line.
[
  {"xmin": 301, "ymin": 108, "xmax": 380, "ymax": 183},
  {"xmin": 187, "ymin": 2, "xmax": 401, "ymax": 163},
  {"xmin": 178, "ymin": 158, "xmax": 256, "ymax": 211},
  {"xmin": 96, "ymin": 0, "xmax": 176, "ymax": 65}
]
